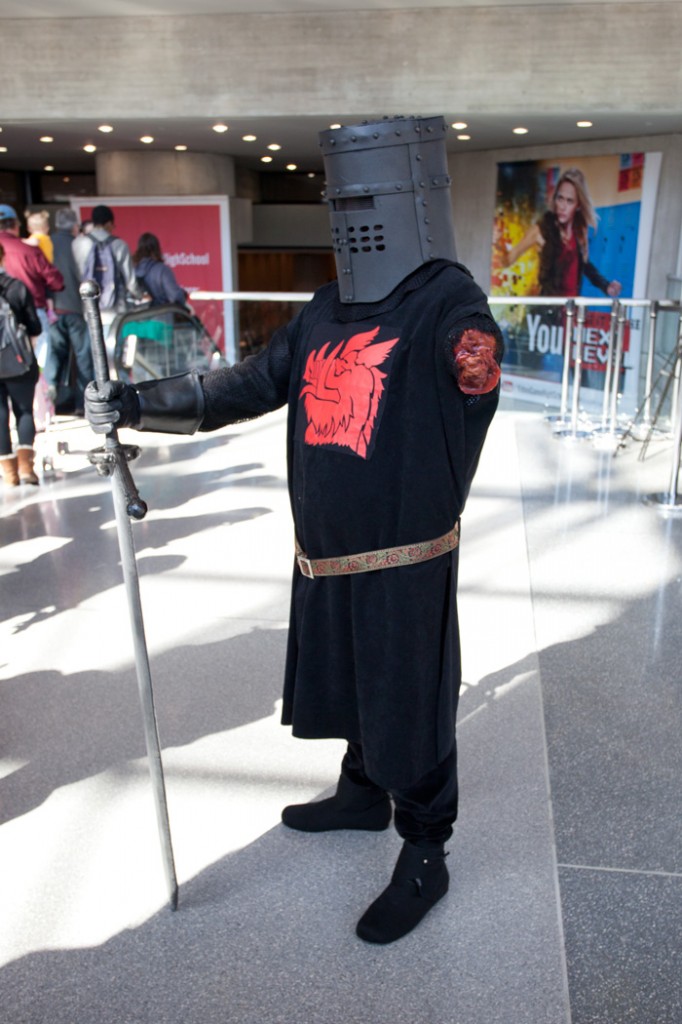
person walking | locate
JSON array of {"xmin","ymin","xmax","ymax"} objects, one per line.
[
  {"xmin": 0, "ymin": 203, "xmax": 64, "ymax": 369},
  {"xmin": 0, "ymin": 242, "xmax": 42, "ymax": 486},
  {"xmin": 133, "ymin": 232, "xmax": 187, "ymax": 308},
  {"xmin": 45, "ymin": 208, "xmax": 94, "ymax": 414}
]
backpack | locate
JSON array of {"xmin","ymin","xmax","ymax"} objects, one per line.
[
  {"xmin": 83, "ymin": 235, "xmax": 121, "ymax": 311},
  {"xmin": 0, "ymin": 291, "xmax": 34, "ymax": 379}
]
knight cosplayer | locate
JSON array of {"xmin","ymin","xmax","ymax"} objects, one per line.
[{"xmin": 85, "ymin": 116, "xmax": 504, "ymax": 944}]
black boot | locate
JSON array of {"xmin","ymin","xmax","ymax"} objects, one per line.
[
  {"xmin": 281, "ymin": 773, "xmax": 392, "ymax": 832},
  {"xmin": 356, "ymin": 841, "xmax": 449, "ymax": 944}
]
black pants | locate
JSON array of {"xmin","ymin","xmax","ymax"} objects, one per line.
[
  {"xmin": 46, "ymin": 313, "xmax": 94, "ymax": 407},
  {"xmin": 0, "ymin": 362, "xmax": 39, "ymax": 455},
  {"xmin": 342, "ymin": 741, "xmax": 458, "ymax": 847}
]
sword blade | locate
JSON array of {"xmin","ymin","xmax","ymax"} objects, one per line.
[
  {"xmin": 111, "ymin": 476, "xmax": 179, "ymax": 911},
  {"xmin": 80, "ymin": 280, "xmax": 179, "ymax": 911}
]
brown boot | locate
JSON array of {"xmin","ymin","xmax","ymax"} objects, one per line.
[
  {"xmin": 0, "ymin": 454, "xmax": 19, "ymax": 486},
  {"xmin": 16, "ymin": 447, "xmax": 39, "ymax": 486}
]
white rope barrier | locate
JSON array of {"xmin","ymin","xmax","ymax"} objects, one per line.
[{"xmin": 188, "ymin": 289, "xmax": 682, "ymax": 511}]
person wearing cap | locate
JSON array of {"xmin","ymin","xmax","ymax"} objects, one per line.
[
  {"xmin": 0, "ymin": 203, "xmax": 64, "ymax": 369},
  {"xmin": 0, "ymin": 241, "xmax": 43, "ymax": 486}
]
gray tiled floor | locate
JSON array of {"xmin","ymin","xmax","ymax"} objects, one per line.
[{"xmin": 1, "ymin": 400, "xmax": 680, "ymax": 1023}]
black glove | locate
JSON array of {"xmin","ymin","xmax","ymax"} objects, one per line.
[{"xmin": 84, "ymin": 379, "xmax": 141, "ymax": 435}]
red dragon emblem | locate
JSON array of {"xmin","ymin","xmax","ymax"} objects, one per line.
[{"xmin": 299, "ymin": 327, "xmax": 399, "ymax": 459}]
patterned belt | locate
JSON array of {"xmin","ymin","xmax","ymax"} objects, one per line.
[{"xmin": 295, "ymin": 522, "xmax": 460, "ymax": 579}]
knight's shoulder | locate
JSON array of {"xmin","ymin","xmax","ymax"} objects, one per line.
[{"xmin": 439, "ymin": 261, "xmax": 487, "ymax": 298}]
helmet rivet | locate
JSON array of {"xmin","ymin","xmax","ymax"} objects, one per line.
[
  {"xmin": 395, "ymin": 130, "xmax": 401, "ymax": 136},
  {"xmin": 424, "ymin": 218, "xmax": 430, "ymax": 224},
  {"xmin": 416, "ymin": 154, "xmax": 422, "ymax": 161},
  {"xmin": 419, "ymin": 181, "xmax": 425, "ymax": 188},
  {"xmin": 373, "ymin": 132, "xmax": 379, "ymax": 139},
  {"xmin": 427, "ymin": 236, "xmax": 433, "ymax": 242},
  {"xmin": 396, "ymin": 184, "xmax": 402, "ymax": 190},
  {"xmin": 363, "ymin": 185, "xmax": 370, "ymax": 192}
]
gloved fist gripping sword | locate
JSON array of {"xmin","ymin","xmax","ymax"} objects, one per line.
[{"xmin": 80, "ymin": 280, "xmax": 179, "ymax": 912}]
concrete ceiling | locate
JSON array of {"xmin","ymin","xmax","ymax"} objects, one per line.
[
  {"xmin": 1, "ymin": 1, "xmax": 680, "ymax": 177},
  {"xmin": 2, "ymin": 0, "xmax": 673, "ymax": 14}
]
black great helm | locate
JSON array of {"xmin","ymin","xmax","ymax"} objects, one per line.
[{"xmin": 319, "ymin": 115, "xmax": 458, "ymax": 304}]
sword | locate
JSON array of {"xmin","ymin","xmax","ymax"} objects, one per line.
[{"xmin": 80, "ymin": 281, "xmax": 179, "ymax": 912}]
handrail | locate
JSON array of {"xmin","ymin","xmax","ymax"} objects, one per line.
[{"xmin": 188, "ymin": 288, "xmax": 682, "ymax": 507}]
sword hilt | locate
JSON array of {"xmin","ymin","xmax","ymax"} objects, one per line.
[
  {"xmin": 81, "ymin": 280, "xmax": 149, "ymax": 520},
  {"xmin": 80, "ymin": 280, "xmax": 110, "ymax": 386}
]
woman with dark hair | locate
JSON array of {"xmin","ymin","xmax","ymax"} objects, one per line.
[
  {"xmin": 502, "ymin": 167, "xmax": 622, "ymax": 298},
  {"xmin": 0, "ymin": 242, "xmax": 42, "ymax": 486},
  {"xmin": 133, "ymin": 232, "xmax": 187, "ymax": 308}
]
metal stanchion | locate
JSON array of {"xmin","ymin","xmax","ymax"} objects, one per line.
[
  {"xmin": 595, "ymin": 300, "xmax": 619, "ymax": 429},
  {"xmin": 593, "ymin": 303, "xmax": 628, "ymax": 451},
  {"xmin": 670, "ymin": 325, "xmax": 682, "ymax": 432},
  {"xmin": 545, "ymin": 300, "xmax": 575, "ymax": 428},
  {"xmin": 610, "ymin": 305, "xmax": 627, "ymax": 425},
  {"xmin": 554, "ymin": 302, "xmax": 591, "ymax": 441},
  {"xmin": 642, "ymin": 301, "xmax": 659, "ymax": 429},
  {"xmin": 643, "ymin": 327, "xmax": 682, "ymax": 514}
]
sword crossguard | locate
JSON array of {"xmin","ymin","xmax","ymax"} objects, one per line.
[{"xmin": 87, "ymin": 444, "xmax": 148, "ymax": 520}]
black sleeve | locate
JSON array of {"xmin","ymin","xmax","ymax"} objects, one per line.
[
  {"xmin": 199, "ymin": 319, "xmax": 296, "ymax": 430},
  {"xmin": 583, "ymin": 260, "xmax": 611, "ymax": 295}
]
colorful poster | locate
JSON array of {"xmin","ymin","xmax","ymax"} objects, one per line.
[
  {"xmin": 71, "ymin": 195, "xmax": 235, "ymax": 360},
  {"xmin": 489, "ymin": 153, "xmax": 661, "ymax": 412}
]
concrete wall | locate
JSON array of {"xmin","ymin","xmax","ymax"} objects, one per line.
[
  {"xmin": 2, "ymin": 5, "xmax": 681, "ymax": 119},
  {"xmin": 450, "ymin": 134, "xmax": 682, "ymax": 299},
  {"xmin": 96, "ymin": 151, "xmax": 236, "ymax": 197},
  {"xmin": 251, "ymin": 204, "xmax": 330, "ymax": 249}
]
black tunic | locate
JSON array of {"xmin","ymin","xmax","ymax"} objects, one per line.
[{"xmin": 201, "ymin": 261, "xmax": 501, "ymax": 788}]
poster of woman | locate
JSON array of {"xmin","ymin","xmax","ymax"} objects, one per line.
[{"xmin": 490, "ymin": 153, "xmax": 660, "ymax": 410}]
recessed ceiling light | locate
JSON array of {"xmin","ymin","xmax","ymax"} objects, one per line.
[
  {"xmin": 307, "ymin": 172, "xmax": 316, "ymax": 178},
  {"xmin": 260, "ymin": 155, "xmax": 273, "ymax": 163},
  {"xmin": 174, "ymin": 144, "xmax": 188, "ymax": 151},
  {"xmin": 577, "ymin": 120, "xmax": 593, "ymax": 128},
  {"xmin": 329, "ymin": 123, "xmax": 342, "ymax": 130},
  {"xmin": 286, "ymin": 163, "xmax": 297, "ymax": 171},
  {"xmin": 267, "ymin": 143, "xmax": 282, "ymax": 151},
  {"xmin": 512, "ymin": 127, "xmax": 529, "ymax": 135},
  {"xmin": 40, "ymin": 136, "xmax": 54, "ymax": 143},
  {"xmin": 98, "ymin": 124, "xmax": 114, "ymax": 133},
  {"xmin": 0, "ymin": 146, "xmax": 7, "ymax": 153},
  {"xmin": 212, "ymin": 123, "xmax": 228, "ymax": 133},
  {"xmin": 44, "ymin": 165, "xmax": 54, "ymax": 172},
  {"xmin": 83, "ymin": 144, "xmax": 97, "ymax": 153},
  {"xmin": 457, "ymin": 134, "xmax": 471, "ymax": 141},
  {"xmin": 242, "ymin": 134, "xmax": 257, "ymax": 142},
  {"xmin": 63, "ymin": 176, "xmax": 71, "ymax": 183},
  {"xmin": 140, "ymin": 135, "xmax": 154, "ymax": 144},
  {"xmin": 451, "ymin": 122, "xmax": 468, "ymax": 131}
]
